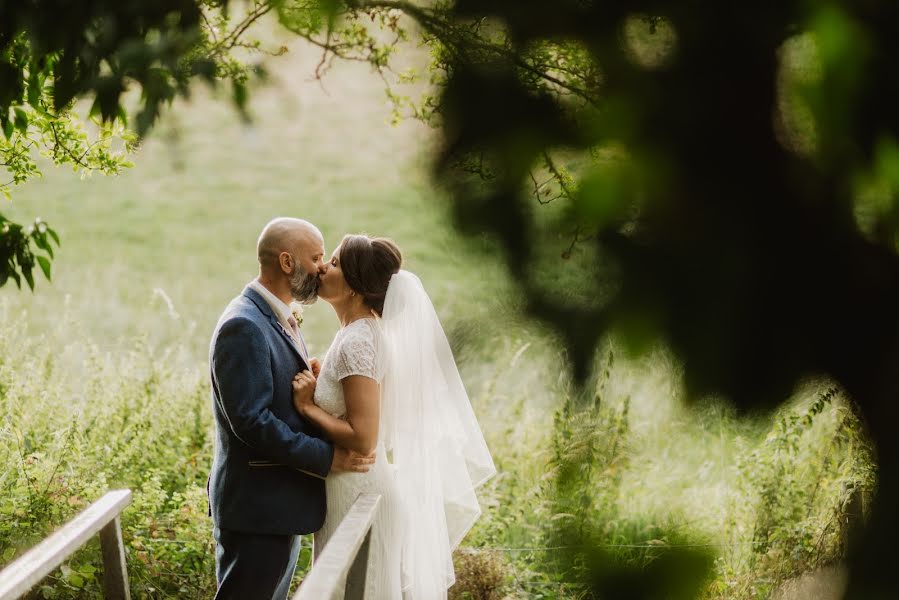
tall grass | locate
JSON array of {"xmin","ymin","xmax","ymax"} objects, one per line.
[
  {"xmin": 0, "ymin": 301, "xmax": 213, "ymax": 598},
  {"xmin": 454, "ymin": 342, "xmax": 874, "ymax": 599},
  {"xmin": 0, "ymin": 295, "xmax": 876, "ymax": 599}
]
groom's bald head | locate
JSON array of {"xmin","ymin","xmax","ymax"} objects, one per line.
[
  {"xmin": 256, "ymin": 218, "xmax": 326, "ymax": 304},
  {"xmin": 257, "ymin": 218, "xmax": 323, "ymax": 271}
]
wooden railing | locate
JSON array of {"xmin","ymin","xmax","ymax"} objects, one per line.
[
  {"xmin": 0, "ymin": 489, "xmax": 377, "ymax": 600},
  {"xmin": 0, "ymin": 489, "xmax": 133, "ymax": 600},
  {"xmin": 293, "ymin": 493, "xmax": 381, "ymax": 600}
]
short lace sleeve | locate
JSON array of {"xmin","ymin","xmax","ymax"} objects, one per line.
[{"xmin": 334, "ymin": 320, "xmax": 382, "ymax": 381}]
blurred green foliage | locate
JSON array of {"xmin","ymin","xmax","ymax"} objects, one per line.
[{"xmin": 392, "ymin": 2, "xmax": 899, "ymax": 596}]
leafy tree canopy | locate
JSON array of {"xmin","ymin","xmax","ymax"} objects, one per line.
[{"xmin": 0, "ymin": 0, "xmax": 275, "ymax": 288}]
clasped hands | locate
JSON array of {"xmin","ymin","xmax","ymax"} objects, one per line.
[
  {"xmin": 292, "ymin": 358, "xmax": 375, "ymax": 475},
  {"xmin": 291, "ymin": 357, "xmax": 321, "ymax": 418}
]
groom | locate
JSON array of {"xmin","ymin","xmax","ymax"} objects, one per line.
[{"xmin": 208, "ymin": 217, "xmax": 374, "ymax": 600}]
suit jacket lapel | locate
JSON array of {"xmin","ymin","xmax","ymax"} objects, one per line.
[
  {"xmin": 243, "ymin": 287, "xmax": 308, "ymax": 366},
  {"xmin": 274, "ymin": 314, "xmax": 309, "ymax": 363}
]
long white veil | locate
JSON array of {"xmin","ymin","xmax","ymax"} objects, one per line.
[{"xmin": 379, "ymin": 270, "xmax": 496, "ymax": 597}]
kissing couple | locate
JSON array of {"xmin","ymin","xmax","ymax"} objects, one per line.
[{"xmin": 207, "ymin": 218, "xmax": 496, "ymax": 599}]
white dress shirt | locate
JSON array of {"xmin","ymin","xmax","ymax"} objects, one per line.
[{"xmin": 248, "ymin": 279, "xmax": 309, "ymax": 360}]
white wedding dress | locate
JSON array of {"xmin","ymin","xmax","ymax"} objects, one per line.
[
  {"xmin": 312, "ymin": 271, "xmax": 496, "ymax": 599},
  {"xmin": 313, "ymin": 317, "xmax": 404, "ymax": 598}
]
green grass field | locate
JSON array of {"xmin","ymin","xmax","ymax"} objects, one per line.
[{"xmin": 0, "ymin": 30, "xmax": 874, "ymax": 600}]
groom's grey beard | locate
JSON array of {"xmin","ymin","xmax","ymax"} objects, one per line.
[{"xmin": 290, "ymin": 266, "xmax": 320, "ymax": 305}]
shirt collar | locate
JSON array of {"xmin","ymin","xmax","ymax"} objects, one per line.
[{"xmin": 248, "ymin": 279, "xmax": 293, "ymax": 326}]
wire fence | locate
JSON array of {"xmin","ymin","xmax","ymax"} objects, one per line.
[{"xmin": 474, "ymin": 539, "xmax": 767, "ymax": 553}]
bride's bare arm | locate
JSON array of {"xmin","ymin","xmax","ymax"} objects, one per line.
[{"xmin": 292, "ymin": 371, "xmax": 380, "ymax": 455}]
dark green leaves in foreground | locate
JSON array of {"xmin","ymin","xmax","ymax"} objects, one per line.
[
  {"xmin": 0, "ymin": 215, "xmax": 59, "ymax": 290},
  {"xmin": 0, "ymin": 0, "xmax": 256, "ymax": 289},
  {"xmin": 0, "ymin": 1, "xmax": 222, "ymax": 133},
  {"xmin": 428, "ymin": 0, "xmax": 899, "ymax": 597}
]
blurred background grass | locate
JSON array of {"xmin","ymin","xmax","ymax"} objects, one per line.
[{"xmin": 0, "ymin": 28, "xmax": 516, "ymax": 358}]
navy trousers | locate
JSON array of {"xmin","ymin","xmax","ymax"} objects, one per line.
[{"xmin": 213, "ymin": 527, "xmax": 302, "ymax": 600}]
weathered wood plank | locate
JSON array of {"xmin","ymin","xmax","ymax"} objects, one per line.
[
  {"xmin": 293, "ymin": 493, "xmax": 380, "ymax": 600},
  {"xmin": 0, "ymin": 489, "xmax": 132, "ymax": 600},
  {"xmin": 99, "ymin": 516, "xmax": 130, "ymax": 600},
  {"xmin": 344, "ymin": 528, "xmax": 372, "ymax": 600}
]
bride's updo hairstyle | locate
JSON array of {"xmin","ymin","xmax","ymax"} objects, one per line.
[{"xmin": 337, "ymin": 234, "xmax": 403, "ymax": 317}]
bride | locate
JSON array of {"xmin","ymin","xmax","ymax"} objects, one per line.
[{"xmin": 291, "ymin": 234, "xmax": 496, "ymax": 599}]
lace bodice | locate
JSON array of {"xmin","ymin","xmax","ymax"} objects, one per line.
[{"xmin": 313, "ymin": 317, "xmax": 384, "ymax": 418}]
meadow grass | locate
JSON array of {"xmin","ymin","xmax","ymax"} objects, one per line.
[{"xmin": 0, "ymin": 28, "xmax": 874, "ymax": 600}]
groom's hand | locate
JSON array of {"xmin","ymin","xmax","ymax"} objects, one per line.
[{"xmin": 331, "ymin": 447, "xmax": 376, "ymax": 473}]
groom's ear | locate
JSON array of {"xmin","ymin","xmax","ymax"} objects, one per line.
[{"xmin": 279, "ymin": 252, "xmax": 293, "ymax": 274}]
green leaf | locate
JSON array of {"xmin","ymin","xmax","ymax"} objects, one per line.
[
  {"xmin": 94, "ymin": 76, "xmax": 125, "ymax": 122},
  {"xmin": 33, "ymin": 234, "xmax": 48, "ymax": 251},
  {"xmin": 36, "ymin": 255, "xmax": 51, "ymax": 281},
  {"xmin": 233, "ymin": 80, "xmax": 248, "ymax": 114},
  {"xmin": 22, "ymin": 266, "xmax": 34, "ymax": 290},
  {"xmin": 35, "ymin": 235, "xmax": 54, "ymax": 259},
  {"xmin": 191, "ymin": 58, "xmax": 217, "ymax": 82},
  {"xmin": 79, "ymin": 564, "xmax": 97, "ymax": 576},
  {"xmin": 13, "ymin": 107, "xmax": 28, "ymax": 133},
  {"xmin": 47, "ymin": 227, "xmax": 61, "ymax": 246},
  {"xmin": 27, "ymin": 69, "xmax": 41, "ymax": 106},
  {"xmin": 318, "ymin": 0, "xmax": 341, "ymax": 24},
  {"xmin": 2, "ymin": 119, "xmax": 13, "ymax": 140}
]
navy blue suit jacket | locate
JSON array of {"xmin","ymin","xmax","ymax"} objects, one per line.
[{"xmin": 208, "ymin": 286, "xmax": 334, "ymax": 535}]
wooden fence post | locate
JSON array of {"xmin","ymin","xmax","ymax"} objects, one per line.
[
  {"xmin": 99, "ymin": 516, "xmax": 130, "ymax": 600},
  {"xmin": 0, "ymin": 489, "xmax": 132, "ymax": 600}
]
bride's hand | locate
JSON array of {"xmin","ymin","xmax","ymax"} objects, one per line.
[
  {"xmin": 292, "ymin": 370, "xmax": 316, "ymax": 416},
  {"xmin": 309, "ymin": 357, "xmax": 322, "ymax": 379}
]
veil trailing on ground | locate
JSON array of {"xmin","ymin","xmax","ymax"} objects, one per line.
[{"xmin": 379, "ymin": 270, "xmax": 496, "ymax": 596}]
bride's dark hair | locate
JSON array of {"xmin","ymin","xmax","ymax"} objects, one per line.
[{"xmin": 337, "ymin": 234, "xmax": 403, "ymax": 316}]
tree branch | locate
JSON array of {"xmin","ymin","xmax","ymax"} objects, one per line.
[
  {"xmin": 220, "ymin": 2, "xmax": 274, "ymax": 50},
  {"xmin": 543, "ymin": 151, "xmax": 574, "ymax": 199},
  {"xmin": 200, "ymin": 9, "xmax": 219, "ymax": 46},
  {"xmin": 351, "ymin": 0, "xmax": 599, "ymax": 105},
  {"xmin": 47, "ymin": 121, "xmax": 90, "ymax": 168}
]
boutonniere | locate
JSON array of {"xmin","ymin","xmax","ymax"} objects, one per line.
[{"xmin": 290, "ymin": 305, "xmax": 304, "ymax": 328}]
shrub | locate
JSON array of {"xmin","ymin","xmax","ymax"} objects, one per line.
[{"xmin": 451, "ymin": 549, "xmax": 508, "ymax": 600}]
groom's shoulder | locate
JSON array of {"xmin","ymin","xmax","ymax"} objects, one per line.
[
  {"xmin": 221, "ymin": 292, "xmax": 264, "ymax": 322},
  {"xmin": 214, "ymin": 294, "xmax": 266, "ymax": 336}
]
